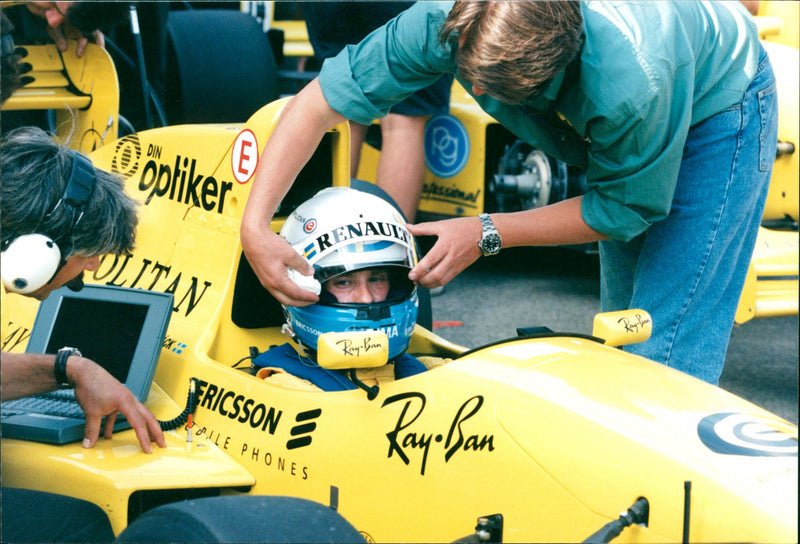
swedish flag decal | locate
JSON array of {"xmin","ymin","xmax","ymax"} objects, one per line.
[{"xmin": 303, "ymin": 242, "xmax": 317, "ymax": 259}]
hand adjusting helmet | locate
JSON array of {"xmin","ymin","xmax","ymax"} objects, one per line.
[{"xmin": 279, "ymin": 187, "xmax": 419, "ymax": 360}]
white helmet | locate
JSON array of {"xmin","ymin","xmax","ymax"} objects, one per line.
[{"xmin": 279, "ymin": 187, "xmax": 419, "ymax": 359}]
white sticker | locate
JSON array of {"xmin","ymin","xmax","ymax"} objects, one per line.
[{"xmin": 231, "ymin": 129, "xmax": 259, "ymax": 184}]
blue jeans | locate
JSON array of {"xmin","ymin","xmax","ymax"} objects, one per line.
[{"xmin": 599, "ymin": 45, "xmax": 778, "ymax": 385}]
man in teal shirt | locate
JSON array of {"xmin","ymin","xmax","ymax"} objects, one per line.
[{"xmin": 242, "ymin": 1, "xmax": 777, "ymax": 385}]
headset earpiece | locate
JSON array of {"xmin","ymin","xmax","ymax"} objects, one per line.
[
  {"xmin": 1, "ymin": 151, "xmax": 96, "ymax": 295},
  {"xmin": 1, "ymin": 233, "xmax": 62, "ymax": 294}
]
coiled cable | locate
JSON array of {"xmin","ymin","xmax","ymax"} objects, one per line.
[{"xmin": 158, "ymin": 377, "xmax": 200, "ymax": 431}]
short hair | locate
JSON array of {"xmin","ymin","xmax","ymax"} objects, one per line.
[
  {"xmin": 441, "ymin": 1, "xmax": 583, "ymax": 105},
  {"xmin": 1, "ymin": 126, "xmax": 138, "ymax": 258}
]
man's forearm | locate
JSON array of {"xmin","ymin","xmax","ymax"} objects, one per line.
[
  {"xmin": 242, "ymin": 78, "xmax": 345, "ymax": 234},
  {"xmin": 1, "ymin": 351, "xmax": 59, "ymax": 401}
]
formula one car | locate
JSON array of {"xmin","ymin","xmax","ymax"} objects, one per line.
[
  {"xmin": 2, "ymin": 40, "xmax": 798, "ymax": 543},
  {"xmin": 1, "ymin": 11, "xmax": 797, "ymax": 544}
]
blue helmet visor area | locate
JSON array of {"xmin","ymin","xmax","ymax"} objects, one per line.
[{"xmin": 287, "ymin": 289, "xmax": 419, "ymax": 360}]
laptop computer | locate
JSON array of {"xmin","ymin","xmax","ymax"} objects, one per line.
[{"xmin": 1, "ymin": 284, "xmax": 173, "ymax": 445}]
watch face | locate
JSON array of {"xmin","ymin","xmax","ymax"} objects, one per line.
[{"xmin": 481, "ymin": 233, "xmax": 502, "ymax": 255}]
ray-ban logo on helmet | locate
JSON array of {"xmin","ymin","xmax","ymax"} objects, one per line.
[{"xmin": 303, "ymin": 219, "xmax": 317, "ymax": 234}]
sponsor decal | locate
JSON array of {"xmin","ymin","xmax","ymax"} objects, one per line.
[
  {"xmin": 618, "ymin": 313, "xmax": 650, "ymax": 334},
  {"xmin": 304, "ymin": 221, "xmax": 411, "ymax": 260},
  {"xmin": 303, "ymin": 219, "xmax": 317, "ymax": 234},
  {"xmin": 231, "ymin": 129, "xmax": 258, "ymax": 184},
  {"xmin": 287, "ymin": 409, "xmax": 322, "ymax": 450},
  {"xmin": 196, "ymin": 380, "xmax": 283, "ymax": 433},
  {"xmin": 194, "ymin": 423, "xmax": 310, "ymax": 480},
  {"xmin": 111, "ymin": 136, "xmax": 233, "ymax": 214},
  {"xmin": 698, "ymin": 412, "xmax": 797, "ymax": 457},
  {"xmin": 164, "ymin": 336, "xmax": 187, "ymax": 355},
  {"xmin": 138, "ymin": 153, "xmax": 233, "ymax": 211},
  {"xmin": 2, "ymin": 320, "xmax": 31, "ymax": 352},
  {"xmin": 349, "ymin": 325, "xmax": 399, "ymax": 339},
  {"xmin": 421, "ymin": 180, "xmax": 481, "ymax": 208},
  {"xmin": 332, "ymin": 335, "xmax": 385, "ymax": 358},
  {"xmin": 294, "ymin": 319, "xmax": 325, "ymax": 339},
  {"xmin": 92, "ymin": 254, "xmax": 212, "ymax": 318},
  {"xmin": 192, "ymin": 379, "xmax": 312, "ymax": 480},
  {"xmin": 302, "ymin": 242, "xmax": 317, "ymax": 260},
  {"xmin": 382, "ymin": 392, "xmax": 495, "ymax": 475},
  {"xmin": 111, "ymin": 134, "xmax": 142, "ymax": 177},
  {"xmin": 424, "ymin": 114, "xmax": 470, "ymax": 178}
]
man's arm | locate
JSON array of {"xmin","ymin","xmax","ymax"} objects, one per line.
[
  {"xmin": 240, "ymin": 78, "xmax": 346, "ymax": 305},
  {"xmin": 0, "ymin": 351, "xmax": 60, "ymax": 400},
  {"xmin": 1, "ymin": 350, "xmax": 166, "ymax": 453},
  {"xmin": 408, "ymin": 196, "xmax": 607, "ymax": 287}
]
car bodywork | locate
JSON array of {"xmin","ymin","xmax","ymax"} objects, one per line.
[{"xmin": 1, "ymin": 17, "xmax": 797, "ymax": 544}]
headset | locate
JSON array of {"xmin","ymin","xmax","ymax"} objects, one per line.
[{"xmin": 1, "ymin": 151, "xmax": 96, "ymax": 294}]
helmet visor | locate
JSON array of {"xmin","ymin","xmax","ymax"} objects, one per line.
[{"xmin": 293, "ymin": 235, "xmax": 417, "ymax": 284}]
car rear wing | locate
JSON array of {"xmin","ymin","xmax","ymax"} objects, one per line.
[{"xmin": 2, "ymin": 43, "xmax": 120, "ymax": 153}]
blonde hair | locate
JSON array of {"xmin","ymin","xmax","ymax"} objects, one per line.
[{"xmin": 441, "ymin": 1, "xmax": 583, "ymax": 104}]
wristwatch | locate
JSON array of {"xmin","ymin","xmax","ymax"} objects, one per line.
[
  {"xmin": 54, "ymin": 347, "xmax": 81, "ymax": 389},
  {"xmin": 477, "ymin": 213, "xmax": 502, "ymax": 256}
]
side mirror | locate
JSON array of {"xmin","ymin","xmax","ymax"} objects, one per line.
[
  {"xmin": 592, "ymin": 309, "xmax": 652, "ymax": 347},
  {"xmin": 317, "ymin": 331, "xmax": 389, "ymax": 369}
]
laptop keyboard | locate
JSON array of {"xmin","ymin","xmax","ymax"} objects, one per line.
[{"xmin": 3, "ymin": 392, "xmax": 84, "ymax": 419}]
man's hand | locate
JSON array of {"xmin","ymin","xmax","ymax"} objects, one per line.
[
  {"xmin": 408, "ymin": 198, "xmax": 606, "ymax": 288},
  {"xmin": 45, "ymin": 22, "xmax": 103, "ymax": 58},
  {"xmin": 407, "ymin": 217, "xmax": 483, "ymax": 288},
  {"xmin": 26, "ymin": 1, "xmax": 106, "ymax": 58},
  {"xmin": 68, "ymin": 356, "xmax": 166, "ymax": 453},
  {"xmin": 239, "ymin": 78, "xmax": 347, "ymax": 307},
  {"xmin": 240, "ymin": 222, "xmax": 320, "ymax": 307}
]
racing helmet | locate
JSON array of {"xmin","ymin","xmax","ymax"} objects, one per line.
[{"xmin": 280, "ymin": 187, "xmax": 419, "ymax": 360}]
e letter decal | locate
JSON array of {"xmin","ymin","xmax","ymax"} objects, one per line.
[{"xmin": 232, "ymin": 129, "xmax": 259, "ymax": 184}]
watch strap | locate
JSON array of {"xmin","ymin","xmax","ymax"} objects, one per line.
[
  {"xmin": 54, "ymin": 347, "xmax": 80, "ymax": 389},
  {"xmin": 479, "ymin": 213, "xmax": 495, "ymax": 232},
  {"xmin": 478, "ymin": 213, "xmax": 502, "ymax": 256}
]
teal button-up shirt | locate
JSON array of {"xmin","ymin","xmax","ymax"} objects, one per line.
[{"xmin": 318, "ymin": 1, "xmax": 760, "ymax": 241}]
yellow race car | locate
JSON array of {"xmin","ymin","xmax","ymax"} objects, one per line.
[{"xmin": 1, "ymin": 25, "xmax": 797, "ymax": 542}]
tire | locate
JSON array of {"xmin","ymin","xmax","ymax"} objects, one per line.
[
  {"xmin": 165, "ymin": 10, "xmax": 279, "ymax": 124},
  {"xmin": 116, "ymin": 495, "xmax": 366, "ymax": 543}
]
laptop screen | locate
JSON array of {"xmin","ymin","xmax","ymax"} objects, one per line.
[
  {"xmin": 45, "ymin": 298, "xmax": 148, "ymax": 384},
  {"xmin": 26, "ymin": 285, "xmax": 174, "ymax": 401}
]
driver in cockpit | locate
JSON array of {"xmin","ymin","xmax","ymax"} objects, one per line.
[{"xmin": 252, "ymin": 187, "xmax": 437, "ymax": 392}]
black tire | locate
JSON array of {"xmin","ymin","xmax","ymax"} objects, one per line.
[
  {"xmin": 165, "ymin": 10, "xmax": 279, "ymax": 124},
  {"xmin": 116, "ymin": 495, "xmax": 366, "ymax": 543}
]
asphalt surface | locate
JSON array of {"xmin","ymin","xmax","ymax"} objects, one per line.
[{"xmin": 426, "ymin": 246, "xmax": 799, "ymax": 425}]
